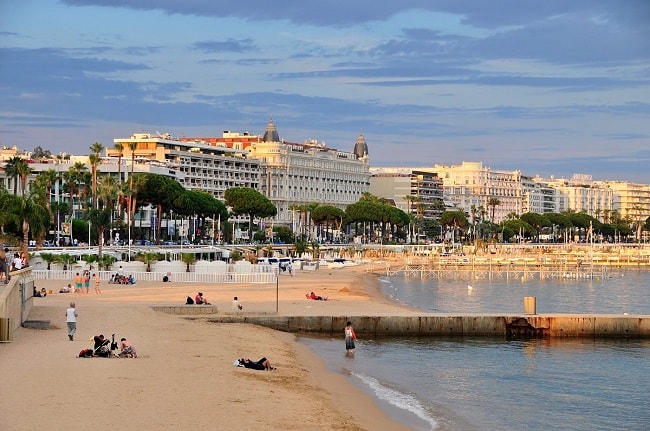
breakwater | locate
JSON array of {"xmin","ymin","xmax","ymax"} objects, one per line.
[{"xmin": 151, "ymin": 307, "xmax": 650, "ymax": 339}]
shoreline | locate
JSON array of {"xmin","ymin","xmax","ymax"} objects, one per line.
[{"xmin": 0, "ymin": 266, "xmax": 416, "ymax": 431}]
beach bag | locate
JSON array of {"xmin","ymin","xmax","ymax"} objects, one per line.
[
  {"xmin": 186, "ymin": 296, "xmax": 194, "ymax": 305},
  {"xmin": 79, "ymin": 349, "xmax": 94, "ymax": 358}
]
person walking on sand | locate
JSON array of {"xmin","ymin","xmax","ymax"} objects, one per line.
[
  {"xmin": 93, "ymin": 273, "xmax": 101, "ymax": 294},
  {"xmin": 65, "ymin": 302, "xmax": 78, "ymax": 341},
  {"xmin": 345, "ymin": 321, "xmax": 357, "ymax": 354}
]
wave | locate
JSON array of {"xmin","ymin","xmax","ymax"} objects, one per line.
[{"xmin": 352, "ymin": 370, "xmax": 438, "ymax": 430}]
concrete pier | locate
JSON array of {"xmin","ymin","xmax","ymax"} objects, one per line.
[{"xmin": 153, "ymin": 311, "xmax": 650, "ymax": 339}]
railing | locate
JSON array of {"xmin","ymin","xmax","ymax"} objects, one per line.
[{"xmin": 32, "ymin": 269, "xmax": 278, "ymax": 284}]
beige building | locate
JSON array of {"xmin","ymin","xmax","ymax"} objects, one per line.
[
  {"xmin": 245, "ymin": 119, "xmax": 370, "ymax": 226},
  {"xmin": 593, "ymin": 180, "xmax": 650, "ymax": 236},
  {"xmin": 537, "ymin": 175, "xmax": 615, "ymax": 220},
  {"xmin": 433, "ymin": 162, "xmax": 522, "ymax": 223}
]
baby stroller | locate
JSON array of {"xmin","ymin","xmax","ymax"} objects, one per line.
[{"xmin": 92, "ymin": 334, "xmax": 115, "ymax": 358}]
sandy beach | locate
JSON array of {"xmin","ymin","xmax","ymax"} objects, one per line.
[{"xmin": 0, "ymin": 265, "xmax": 419, "ymax": 431}]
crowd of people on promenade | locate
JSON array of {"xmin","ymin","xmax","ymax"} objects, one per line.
[{"xmin": 0, "ymin": 248, "xmax": 29, "ymax": 283}]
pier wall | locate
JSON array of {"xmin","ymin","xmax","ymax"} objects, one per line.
[{"xmin": 152, "ymin": 309, "xmax": 650, "ymax": 339}]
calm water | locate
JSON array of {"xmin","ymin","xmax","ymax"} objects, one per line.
[{"xmin": 300, "ymin": 270, "xmax": 650, "ymax": 430}]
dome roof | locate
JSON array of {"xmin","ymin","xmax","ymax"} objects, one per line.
[
  {"xmin": 262, "ymin": 117, "xmax": 280, "ymax": 142},
  {"xmin": 353, "ymin": 131, "xmax": 368, "ymax": 159}
]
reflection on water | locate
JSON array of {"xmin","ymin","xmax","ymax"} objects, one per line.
[{"xmin": 379, "ymin": 270, "xmax": 650, "ymax": 314}]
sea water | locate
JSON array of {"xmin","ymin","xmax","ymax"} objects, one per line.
[{"xmin": 300, "ymin": 270, "xmax": 650, "ymax": 430}]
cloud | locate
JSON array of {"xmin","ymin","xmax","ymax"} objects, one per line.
[{"xmin": 193, "ymin": 38, "xmax": 256, "ymax": 53}]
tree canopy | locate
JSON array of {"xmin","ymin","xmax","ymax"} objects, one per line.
[{"xmin": 224, "ymin": 187, "xmax": 277, "ymax": 241}]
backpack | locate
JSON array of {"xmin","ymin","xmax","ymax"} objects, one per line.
[
  {"xmin": 79, "ymin": 348, "xmax": 94, "ymax": 358},
  {"xmin": 186, "ymin": 296, "xmax": 194, "ymax": 305}
]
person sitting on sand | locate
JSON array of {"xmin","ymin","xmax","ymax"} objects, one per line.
[
  {"xmin": 307, "ymin": 292, "xmax": 327, "ymax": 301},
  {"xmin": 117, "ymin": 338, "xmax": 137, "ymax": 358},
  {"xmin": 232, "ymin": 296, "xmax": 243, "ymax": 311},
  {"xmin": 93, "ymin": 334, "xmax": 111, "ymax": 357},
  {"xmin": 195, "ymin": 292, "xmax": 210, "ymax": 305},
  {"xmin": 60, "ymin": 283, "xmax": 72, "ymax": 293},
  {"xmin": 239, "ymin": 357, "xmax": 274, "ymax": 371}
]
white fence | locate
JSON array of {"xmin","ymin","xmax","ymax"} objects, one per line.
[{"xmin": 32, "ymin": 267, "xmax": 279, "ymax": 284}]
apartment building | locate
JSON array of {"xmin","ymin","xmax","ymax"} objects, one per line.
[
  {"xmin": 369, "ymin": 167, "xmax": 444, "ymax": 219},
  {"xmin": 536, "ymin": 175, "xmax": 615, "ymax": 221},
  {"xmin": 593, "ymin": 180, "xmax": 650, "ymax": 224},
  {"xmin": 522, "ymin": 176, "xmax": 558, "ymax": 214},
  {"xmin": 110, "ymin": 133, "xmax": 260, "ymax": 201},
  {"xmin": 432, "ymin": 162, "xmax": 522, "ymax": 223}
]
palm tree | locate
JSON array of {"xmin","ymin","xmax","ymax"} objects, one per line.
[
  {"xmin": 0, "ymin": 187, "xmax": 17, "ymax": 241},
  {"xmin": 4, "ymin": 156, "xmax": 24, "ymax": 195},
  {"xmin": 59, "ymin": 253, "xmax": 76, "ymax": 271},
  {"xmin": 64, "ymin": 162, "xmax": 89, "ymax": 218},
  {"xmin": 487, "ymin": 197, "xmax": 501, "ymax": 224},
  {"xmin": 403, "ymin": 195, "xmax": 413, "ymax": 215},
  {"xmin": 97, "ymin": 175, "xmax": 118, "ymax": 209},
  {"xmin": 39, "ymin": 252, "xmax": 59, "ymax": 270},
  {"xmin": 35, "ymin": 169, "xmax": 59, "ymax": 212},
  {"xmin": 80, "ymin": 170, "xmax": 92, "ymax": 212},
  {"xmin": 10, "ymin": 158, "xmax": 32, "ymax": 197},
  {"xmin": 127, "ymin": 142, "xmax": 138, "ymax": 244},
  {"xmin": 89, "ymin": 142, "xmax": 104, "ymax": 210},
  {"xmin": 97, "ymin": 254, "xmax": 116, "ymax": 271},
  {"xmin": 89, "ymin": 207, "xmax": 112, "ymax": 259},
  {"xmin": 83, "ymin": 254, "xmax": 97, "ymax": 271},
  {"xmin": 136, "ymin": 251, "xmax": 160, "ymax": 272},
  {"xmin": 114, "ymin": 142, "xmax": 124, "ymax": 184},
  {"xmin": 181, "ymin": 252, "xmax": 195, "ymax": 272},
  {"xmin": 5, "ymin": 189, "xmax": 50, "ymax": 262}
]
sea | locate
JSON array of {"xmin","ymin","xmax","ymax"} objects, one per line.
[{"xmin": 299, "ymin": 269, "xmax": 650, "ymax": 431}]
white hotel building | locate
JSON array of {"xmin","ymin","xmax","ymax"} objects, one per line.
[
  {"xmin": 110, "ymin": 133, "xmax": 260, "ymax": 201},
  {"xmin": 245, "ymin": 119, "xmax": 371, "ymax": 225}
]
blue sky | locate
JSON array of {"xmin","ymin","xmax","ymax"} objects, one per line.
[{"xmin": 1, "ymin": 0, "xmax": 649, "ymax": 182}]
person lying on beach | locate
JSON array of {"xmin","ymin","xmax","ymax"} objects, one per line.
[
  {"xmin": 60, "ymin": 284, "xmax": 72, "ymax": 293},
  {"xmin": 307, "ymin": 292, "xmax": 327, "ymax": 301},
  {"xmin": 237, "ymin": 357, "xmax": 274, "ymax": 371}
]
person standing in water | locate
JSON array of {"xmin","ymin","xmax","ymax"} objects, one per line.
[{"xmin": 345, "ymin": 321, "xmax": 356, "ymax": 354}]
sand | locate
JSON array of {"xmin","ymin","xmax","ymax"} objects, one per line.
[{"xmin": 0, "ymin": 265, "xmax": 419, "ymax": 431}]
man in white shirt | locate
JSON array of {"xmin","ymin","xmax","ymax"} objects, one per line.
[
  {"xmin": 65, "ymin": 302, "xmax": 78, "ymax": 341},
  {"xmin": 12, "ymin": 253, "xmax": 23, "ymax": 271}
]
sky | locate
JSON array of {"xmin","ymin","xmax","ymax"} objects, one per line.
[{"xmin": 1, "ymin": 0, "xmax": 649, "ymax": 182}]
